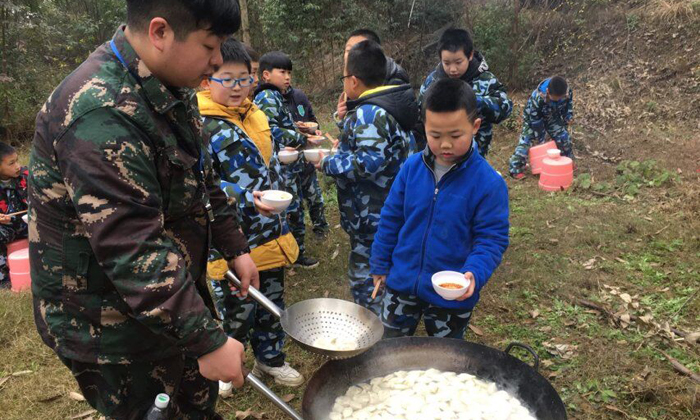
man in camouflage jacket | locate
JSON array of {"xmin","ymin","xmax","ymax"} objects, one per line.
[
  {"xmin": 418, "ymin": 51, "xmax": 513, "ymax": 156},
  {"xmin": 28, "ymin": 5, "xmax": 258, "ymax": 417}
]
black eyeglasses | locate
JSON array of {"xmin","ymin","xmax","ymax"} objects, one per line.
[{"xmin": 338, "ymin": 75, "xmax": 353, "ymax": 82}]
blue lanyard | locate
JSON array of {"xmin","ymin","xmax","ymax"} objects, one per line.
[{"xmin": 110, "ymin": 40, "xmax": 139, "ymax": 82}]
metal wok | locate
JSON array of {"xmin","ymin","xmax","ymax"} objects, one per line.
[{"xmin": 301, "ymin": 337, "xmax": 567, "ymax": 420}]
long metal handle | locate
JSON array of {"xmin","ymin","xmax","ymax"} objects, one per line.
[
  {"xmin": 246, "ymin": 372, "xmax": 305, "ymax": 420},
  {"xmin": 224, "ymin": 270, "xmax": 283, "ymax": 319},
  {"xmin": 505, "ymin": 342, "xmax": 540, "ymax": 371}
]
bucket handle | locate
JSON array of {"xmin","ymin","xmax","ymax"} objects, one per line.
[{"xmin": 505, "ymin": 342, "xmax": 540, "ymax": 371}]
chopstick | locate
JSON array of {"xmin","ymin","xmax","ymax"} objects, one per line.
[
  {"xmin": 5, "ymin": 210, "xmax": 27, "ymax": 217},
  {"xmin": 371, "ymin": 283, "xmax": 380, "ymax": 300}
]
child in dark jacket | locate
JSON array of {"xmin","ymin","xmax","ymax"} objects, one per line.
[
  {"xmin": 370, "ymin": 79, "xmax": 509, "ymax": 338},
  {"xmin": 0, "ymin": 143, "xmax": 28, "ymax": 288}
]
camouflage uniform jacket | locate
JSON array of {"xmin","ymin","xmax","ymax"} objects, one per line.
[
  {"xmin": 0, "ymin": 167, "xmax": 29, "ymax": 244},
  {"xmin": 202, "ymin": 111, "xmax": 292, "ymax": 250},
  {"xmin": 253, "ymin": 84, "xmax": 308, "ymax": 174},
  {"xmin": 418, "ymin": 53, "xmax": 513, "ymax": 140},
  {"xmin": 523, "ymin": 77, "xmax": 574, "ymax": 136},
  {"xmin": 29, "ymin": 27, "xmax": 249, "ymax": 364},
  {"xmin": 322, "ymin": 86, "xmax": 413, "ymax": 236}
]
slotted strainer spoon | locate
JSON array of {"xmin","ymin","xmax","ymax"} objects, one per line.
[
  {"xmin": 225, "ymin": 271, "xmax": 384, "ymax": 359},
  {"xmin": 224, "ymin": 271, "xmax": 384, "ymax": 420}
]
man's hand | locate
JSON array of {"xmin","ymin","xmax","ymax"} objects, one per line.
[
  {"xmin": 336, "ymin": 91, "xmax": 348, "ymax": 120},
  {"xmin": 198, "ymin": 337, "xmax": 247, "ymax": 388},
  {"xmin": 252, "ymin": 191, "xmax": 275, "ymax": 217},
  {"xmin": 228, "ymin": 254, "xmax": 259, "ymax": 297},
  {"xmin": 314, "ymin": 152, "xmax": 328, "ymax": 170},
  {"xmin": 455, "ymin": 272, "xmax": 476, "ymax": 301}
]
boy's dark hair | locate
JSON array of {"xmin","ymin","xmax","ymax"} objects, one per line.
[
  {"xmin": 348, "ymin": 28, "xmax": 381, "ymax": 45},
  {"xmin": 0, "ymin": 142, "xmax": 16, "ymax": 160},
  {"xmin": 244, "ymin": 44, "xmax": 260, "ymax": 62},
  {"xmin": 221, "ymin": 38, "xmax": 251, "ymax": 73},
  {"xmin": 346, "ymin": 40, "xmax": 387, "ymax": 89},
  {"xmin": 259, "ymin": 51, "xmax": 293, "ymax": 77},
  {"xmin": 549, "ymin": 76, "xmax": 568, "ymax": 96},
  {"xmin": 423, "ymin": 79, "xmax": 478, "ymax": 122},
  {"xmin": 438, "ymin": 28, "xmax": 474, "ymax": 58},
  {"xmin": 126, "ymin": 0, "xmax": 240, "ymax": 40}
]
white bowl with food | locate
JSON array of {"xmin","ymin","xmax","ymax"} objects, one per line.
[
  {"xmin": 432, "ymin": 271, "xmax": 470, "ymax": 300},
  {"xmin": 260, "ymin": 190, "xmax": 293, "ymax": 214},
  {"xmin": 297, "ymin": 121, "xmax": 319, "ymax": 133},
  {"xmin": 304, "ymin": 148, "xmax": 330, "ymax": 164},
  {"xmin": 278, "ymin": 150, "xmax": 299, "ymax": 164}
]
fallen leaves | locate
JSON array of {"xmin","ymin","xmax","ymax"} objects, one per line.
[
  {"xmin": 468, "ymin": 324, "xmax": 484, "ymax": 336},
  {"xmin": 235, "ymin": 409, "xmax": 266, "ymax": 419},
  {"xmin": 69, "ymin": 409, "xmax": 97, "ymax": 419},
  {"xmin": 542, "ymin": 341, "xmax": 579, "ymax": 360},
  {"xmin": 68, "ymin": 392, "xmax": 86, "ymax": 402}
]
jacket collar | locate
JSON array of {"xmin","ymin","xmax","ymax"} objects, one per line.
[
  {"xmin": 110, "ymin": 26, "xmax": 188, "ymax": 115},
  {"xmin": 253, "ymin": 82, "xmax": 282, "ymax": 98},
  {"xmin": 421, "ymin": 140, "xmax": 477, "ymax": 174}
]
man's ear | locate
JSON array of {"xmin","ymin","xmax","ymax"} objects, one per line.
[
  {"xmin": 201, "ymin": 77, "xmax": 211, "ymax": 90},
  {"xmin": 148, "ymin": 17, "xmax": 173, "ymax": 53},
  {"xmin": 472, "ymin": 117, "xmax": 482, "ymax": 133},
  {"xmin": 468, "ymin": 50, "xmax": 474, "ymax": 61},
  {"xmin": 262, "ymin": 69, "xmax": 271, "ymax": 82}
]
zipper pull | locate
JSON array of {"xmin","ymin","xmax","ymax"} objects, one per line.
[{"xmin": 434, "ymin": 188, "xmax": 439, "ymax": 201}]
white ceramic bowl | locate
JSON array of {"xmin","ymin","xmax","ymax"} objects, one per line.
[
  {"xmin": 304, "ymin": 148, "xmax": 330, "ymax": 164},
  {"xmin": 297, "ymin": 121, "xmax": 319, "ymax": 133},
  {"xmin": 22, "ymin": 214, "xmax": 28, "ymax": 224},
  {"xmin": 260, "ymin": 190, "xmax": 293, "ymax": 215},
  {"xmin": 432, "ymin": 271, "xmax": 470, "ymax": 301},
  {"xmin": 278, "ymin": 150, "xmax": 299, "ymax": 164}
]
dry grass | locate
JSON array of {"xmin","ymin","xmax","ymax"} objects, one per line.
[{"xmin": 642, "ymin": 0, "xmax": 700, "ymax": 22}]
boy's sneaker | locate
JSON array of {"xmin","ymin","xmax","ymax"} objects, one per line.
[
  {"xmin": 218, "ymin": 381, "xmax": 233, "ymax": 398},
  {"xmin": 294, "ymin": 255, "xmax": 319, "ymax": 269},
  {"xmin": 252, "ymin": 361, "xmax": 305, "ymax": 387},
  {"xmin": 511, "ymin": 172, "xmax": 526, "ymax": 180}
]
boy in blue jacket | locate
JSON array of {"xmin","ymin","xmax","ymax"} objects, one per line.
[{"xmin": 370, "ymin": 78, "xmax": 509, "ymax": 338}]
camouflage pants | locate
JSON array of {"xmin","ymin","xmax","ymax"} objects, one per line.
[
  {"xmin": 281, "ymin": 164, "xmax": 307, "ymax": 256},
  {"xmin": 475, "ymin": 123, "xmax": 494, "ymax": 157},
  {"xmin": 301, "ymin": 162, "xmax": 329, "ymax": 234},
  {"xmin": 58, "ymin": 354, "xmax": 220, "ymax": 420},
  {"xmin": 211, "ymin": 268, "xmax": 286, "ymax": 367},
  {"xmin": 348, "ymin": 234, "xmax": 382, "ymax": 316},
  {"xmin": 381, "ymin": 288, "xmax": 473, "ymax": 339},
  {"xmin": 509, "ymin": 118, "xmax": 572, "ymax": 175}
]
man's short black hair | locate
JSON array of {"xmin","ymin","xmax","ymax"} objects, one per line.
[
  {"xmin": 346, "ymin": 40, "xmax": 387, "ymax": 89},
  {"xmin": 0, "ymin": 142, "xmax": 16, "ymax": 161},
  {"xmin": 126, "ymin": 0, "xmax": 240, "ymax": 40},
  {"xmin": 438, "ymin": 28, "xmax": 474, "ymax": 58},
  {"xmin": 259, "ymin": 51, "xmax": 293, "ymax": 77},
  {"xmin": 423, "ymin": 78, "xmax": 479, "ymax": 122},
  {"xmin": 220, "ymin": 38, "xmax": 251, "ymax": 73},
  {"xmin": 549, "ymin": 76, "xmax": 568, "ymax": 96},
  {"xmin": 348, "ymin": 29, "xmax": 381, "ymax": 45},
  {"xmin": 244, "ymin": 44, "xmax": 260, "ymax": 62}
]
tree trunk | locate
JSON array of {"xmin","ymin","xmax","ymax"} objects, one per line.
[
  {"xmin": 510, "ymin": 0, "xmax": 522, "ymax": 88},
  {"xmin": 240, "ymin": 0, "xmax": 251, "ymax": 45}
]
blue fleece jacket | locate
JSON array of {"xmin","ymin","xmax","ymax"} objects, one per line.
[{"xmin": 370, "ymin": 144, "xmax": 510, "ymax": 310}]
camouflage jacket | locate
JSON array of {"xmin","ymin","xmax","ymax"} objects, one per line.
[
  {"xmin": 253, "ymin": 84, "xmax": 307, "ymax": 174},
  {"xmin": 418, "ymin": 53, "xmax": 513, "ymax": 138},
  {"xmin": 29, "ymin": 27, "xmax": 249, "ymax": 364},
  {"xmin": 0, "ymin": 167, "xmax": 29, "ymax": 244},
  {"xmin": 202, "ymin": 112, "xmax": 292, "ymax": 250},
  {"xmin": 322, "ymin": 88, "xmax": 413, "ymax": 236},
  {"xmin": 523, "ymin": 78, "xmax": 574, "ymax": 135}
]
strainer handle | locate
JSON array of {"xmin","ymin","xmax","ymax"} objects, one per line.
[
  {"xmin": 245, "ymin": 370, "xmax": 305, "ymax": 420},
  {"xmin": 225, "ymin": 270, "xmax": 283, "ymax": 319}
]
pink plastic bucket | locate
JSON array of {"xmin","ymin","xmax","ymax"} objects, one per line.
[{"xmin": 9, "ymin": 248, "xmax": 31, "ymax": 292}]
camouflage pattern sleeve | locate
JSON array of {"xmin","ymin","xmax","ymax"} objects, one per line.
[
  {"xmin": 0, "ymin": 224, "xmax": 17, "ymax": 244},
  {"xmin": 417, "ymin": 71, "xmax": 437, "ymax": 111},
  {"xmin": 524, "ymin": 93, "xmax": 547, "ymax": 141},
  {"xmin": 321, "ymin": 107, "xmax": 394, "ymax": 181},
  {"xmin": 565, "ymin": 88, "xmax": 574, "ymax": 122},
  {"xmin": 369, "ymin": 162, "xmax": 408, "ymax": 276},
  {"xmin": 476, "ymin": 74, "xmax": 513, "ymax": 125},
  {"xmin": 254, "ymin": 90, "xmax": 306, "ymax": 149},
  {"xmin": 55, "ymin": 107, "xmax": 227, "ymax": 359}
]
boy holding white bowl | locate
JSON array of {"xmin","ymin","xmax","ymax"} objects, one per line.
[
  {"xmin": 370, "ymin": 78, "xmax": 509, "ymax": 338},
  {"xmin": 198, "ymin": 39, "xmax": 305, "ymax": 388}
]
